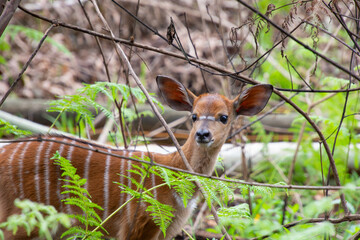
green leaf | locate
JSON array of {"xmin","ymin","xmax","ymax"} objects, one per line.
[
  {"xmin": 52, "ymin": 152, "xmax": 106, "ymax": 237},
  {"xmin": 303, "ymin": 197, "xmax": 333, "ymax": 218},
  {"xmin": 0, "ymin": 119, "xmax": 32, "ymax": 137},
  {"xmin": 217, "ymin": 204, "xmax": 251, "ymax": 219},
  {"xmin": 47, "ymin": 82, "xmax": 163, "ymax": 135},
  {"xmin": 0, "ymin": 199, "xmax": 70, "ymax": 239},
  {"xmin": 279, "ymin": 222, "xmax": 335, "ymax": 240},
  {"xmin": 3, "ymin": 25, "xmax": 71, "ymax": 55}
]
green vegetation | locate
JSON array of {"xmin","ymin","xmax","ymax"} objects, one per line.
[
  {"xmin": 52, "ymin": 152, "xmax": 105, "ymax": 240},
  {"xmin": 0, "ymin": 0, "xmax": 359, "ymax": 239},
  {"xmin": 0, "ymin": 199, "xmax": 70, "ymax": 240}
]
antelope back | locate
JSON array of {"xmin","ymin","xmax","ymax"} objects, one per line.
[{"xmin": 0, "ymin": 136, "xmax": 165, "ymax": 239}]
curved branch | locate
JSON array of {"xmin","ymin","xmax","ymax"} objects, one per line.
[{"xmin": 0, "ymin": 23, "xmax": 56, "ymax": 107}]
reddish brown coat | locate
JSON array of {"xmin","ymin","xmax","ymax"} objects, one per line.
[{"xmin": 0, "ymin": 76, "xmax": 272, "ymax": 240}]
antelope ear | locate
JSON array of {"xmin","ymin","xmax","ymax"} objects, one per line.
[
  {"xmin": 156, "ymin": 75, "xmax": 197, "ymax": 112},
  {"xmin": 234, "ymin": 84, "xmax": 273, "ymax": 116}
]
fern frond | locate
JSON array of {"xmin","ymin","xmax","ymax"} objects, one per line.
[
  {"xmin": 195, "ymin": 176, "xmax": 222, "ymax": 209},
  {"xmin": 115, "ymin": 162, "xmax": 178, "ymax": 238},
  {"xmin": 217, "ymin": 204, "xmax": 251, "ymax": 219},
  {"xmin": 48, "ymin": 82, "xmax": 164, "ymax": 135},
  {"xmin": 52, "ymin": 152, "xmax": 106, "ymax": 238},
  {"xmin": 61, "ymin": 225, "xmax": 104, "ymax": 240},
  {"xmin": 215, "ymin": 180, "xmax": 235, "ymax": 205},
  {"xmin": 144, "ymin": 196, "xmax": 175, "ymax": 237},
  {"xmin": 150, "ymin": 166, "xmax": 195, "ymax": 208},
  {"xmin": 0, "ymin": 199, "xmax": 70, "ymax": 240},
  {"xmin": 251, "ymin": 185, "xmax": 273, "ymax": 198},
  {"xmin": 0, "ymin": 119, "xmax": 32, "ymax": 137},
  {"xmin": 3, "ymin": 25, "xmax": 71, "ymax": 55}
]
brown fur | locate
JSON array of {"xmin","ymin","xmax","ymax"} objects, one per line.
[{"xmin": 0, "ymin": 76, "xmax": 272, "ymax": 239}]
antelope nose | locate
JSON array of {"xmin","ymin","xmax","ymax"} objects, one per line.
[{"xmin": 196, "ymin": 129, "xmax": 212, "ymax": 144}]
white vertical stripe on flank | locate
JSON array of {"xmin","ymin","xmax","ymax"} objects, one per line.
[
  {"xmin": 56, "ymin": 141, "xmax": 66, "ymax": 212},
  {"xmin": 151, "ymin": 170, "xmax": 158, "ymax": 202},
  {"xmin": 44, "ymin": 139, "xmax": 55, "ymax": 205},
  {"xmin": 8, "ymin": 142, "xmax": 24, "ymax": 195},
  {"xmin": 83, "ymin": 149, "xmax": 93, "ymax": 191},
  {"xmin": 18, "ymin": 141, "xmax": 32, "ymax": 199},
  {"xmin": 149, "ymin": 152, "xmax": 158, "ymax": 201},
  {"xmin": 66, "ymin": 140, "xmax": 75, "ymax": 160},
  {"xmin": 126, "ymin": 152, "xmax": 133, "ymax": 221},
  {"xmin": 139, "ymin": 152, "xmax": 146, "ymax": 209},
  {"xmin": 64, "ymin": 140, "xmax": 75, "ymax": 214},
  {"xmin": 35, "ymin": 141, "xmax": 45, "ymax": 202},
  {"xmin": 103, "ymin": 149, "xmax": 112, "ymax": 219},
  {"xmin": 0, "ymin": 147, "xmax": 5, "ymax": 154},
  {"xmin": 119, "ymin": 152, "xmax": 125, "ymax": 208}
]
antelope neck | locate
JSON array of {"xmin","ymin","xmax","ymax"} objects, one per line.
[{"xmin": 169, "ymin": 131, "xmax": 222, "ymax": 175}]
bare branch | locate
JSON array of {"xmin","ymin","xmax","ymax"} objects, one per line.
[
  {"xmin": 0, "ymin": 23, "xmax": 56, "ymax": 107},
  {"xmin": 0, "ymin": 0, "xmax": 21, "ymax": 37},
  {"xmin": 251, "ymin": 214, "xmax": 360, "ymax": 240}
]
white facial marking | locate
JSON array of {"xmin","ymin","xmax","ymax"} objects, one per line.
[
  {"xmin": 199, "ymin": 116, "xmax": 216, "ymax": 121},
  {"xmin": 196, "ymin": 140, "xmax": 214, "ymax": 147}
]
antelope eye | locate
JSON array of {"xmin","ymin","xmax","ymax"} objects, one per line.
[
  {"xmin": 192, "ymin": 114, "xmax": 197, "ymax": 122},
  {"xmin": 219, "ymin": 115, "xmax": 228, "ymax": 124}
]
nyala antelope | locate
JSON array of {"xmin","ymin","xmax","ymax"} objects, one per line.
[{"xmin": 0, "ymin": 76, "xmax": 272, "ymax": 239}]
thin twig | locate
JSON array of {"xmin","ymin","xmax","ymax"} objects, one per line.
[
  {"xmin": 77, "ymin": 0, "xmax": 112, "ymax": 83},
  {"xmin": 206, "ymin": 5, "xmax": 236, "ymax": 72},
  {"xmin": 228, "ymin": 93, "xmax": 298, "ymax": 139},
  {"xmin": 78, "ymin": 0, "xmax": 113, "ymax": 139},
  {"xmin": 110, "ymin": 0, "xmax": 192, "ymax": 58},
  {"xmin": 303, "ymin": 20, "xmax": 360, "ymax": 58},
  {"xmin": 114, "ymin": 99, "xmax": 128, "ymax": 149},
  {"xmin": 0, "ymin": 23, "xmax": 56, "ymax": 107},
  {"xmin": 326, "ymin": 1, "xmax": 360, "ymax": 53},
  {"xmin": 251, "ymin": 214, "xmax": 360, "ymax": 240},
  {"xmin": 183, "ymin": 13, "xmax": 209, "ymax": 92},
  {"xmin": 123, "ymin": 0, "xmax": 142, "ymax": 148}
]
